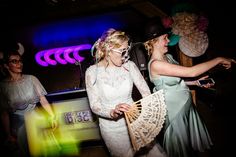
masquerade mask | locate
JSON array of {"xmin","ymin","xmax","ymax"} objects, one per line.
[{"xmin": 112, "ymin": 43, "xmax": 131, "ymax": 63}]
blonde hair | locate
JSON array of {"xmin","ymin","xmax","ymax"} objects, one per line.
[
  {"xmin": 91, "ymin": 28, "xmax": 129, "ymax": 62},
  {"xmin": 144, "ymin": 37, "xmax": 159, "ymax": 56}
]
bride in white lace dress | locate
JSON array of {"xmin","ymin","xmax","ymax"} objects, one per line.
[{"xmin": 85, "ymin": 28, "xmax": 167, "ymax": 157}]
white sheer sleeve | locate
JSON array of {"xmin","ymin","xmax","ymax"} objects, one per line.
[
  {"xmin": 129, "ymin": 61, "xmax": 151, "ymax": 97},
  {"xmin": 31, "ymin": 75, "xmax": 47, "ymax": 96},
  {"xmin": 85, "ymin": 66, "xmax": 113, "ymax": 118}
]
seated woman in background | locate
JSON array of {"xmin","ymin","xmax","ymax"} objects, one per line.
[{"xmin": 0, "ymin": 50, "xmax": 56, "ymax": 156}]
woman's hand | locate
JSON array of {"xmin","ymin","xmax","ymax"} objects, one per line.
[
  {"xmin": 196, "ymin": 75, "xmax": 215, "ymax": 88},
  {"xmin": 110, "ymin": 103, "xmax": 130, "ymax": 119},
  {"xmin": 218, "ymin": 57, "xmax": 236, "ymax": 69},
  {"xmin": 49, "ymin": 115, "xmax": 58, "ymax": 130}
]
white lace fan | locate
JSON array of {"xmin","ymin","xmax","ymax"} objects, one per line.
[{"xmin": 124, "ymin": 89, "xmax": 166, "ymax": 151}]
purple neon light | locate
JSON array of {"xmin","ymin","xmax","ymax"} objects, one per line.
[
  {"xmin": 35, "ymin": 50, "xmax": 48, "ymax": 67},
  {"xmin": 64, "ymin": 48, "xmax": 76, "ymax": 64},
  {"xmin": 35, "ymin": 44, "xmax": 92, "ymax": 67},
  {"xmin": 73, "ymin": 44, "xmax": 92, "ymax": 62},
  {"xmin": 44, "ymin": 49, "xmax": 57, "ymax": 65},
  {"xmin": 55, "ymin": 49, "xmax": 67, "ymax": 65}
]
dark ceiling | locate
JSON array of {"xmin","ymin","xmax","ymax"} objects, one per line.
[
  {"xmin": 1, "ymin": 0, "xmax": 236, "ymax": 47},
  {"xmin": 0, "ymin": 0, "xmax": 173, "ymax": 40},
  {"xmin": 0, "ymin": 0, "xmax": 234, "ymax": 26},
  {"xmin": 0, "ymin": 0, "xmax": 166, "ymax": 26},
  {"xmin": 0, "ymin": 0, "xmax": 234, "ymax": 28}
]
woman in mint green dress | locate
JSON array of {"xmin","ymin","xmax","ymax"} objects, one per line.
[{"xmin": 136, "ymin": 17, "xmax": 236, "ymax": 157}]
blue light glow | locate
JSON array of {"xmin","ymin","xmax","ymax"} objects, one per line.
[{"xmin": 33, "ymin": 13, "xmax": 125, "ymax": 48}]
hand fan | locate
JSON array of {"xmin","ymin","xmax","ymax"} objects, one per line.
[{"xmin": 124, "ymin": 89, "xmax": 166, "ymax": 151}]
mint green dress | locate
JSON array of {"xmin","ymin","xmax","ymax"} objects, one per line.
[{"xmin": 148, "ymin": 54, "xmax": 213, "ymax": 157}]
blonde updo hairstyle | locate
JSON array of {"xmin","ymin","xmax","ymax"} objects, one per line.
[
  {"xmin": 144, "ymin": 37, "xmax": 159, "ymax": 56},
  {"xmin": 91, "ymin": 28, "xmax": 129, "ymax": 62}
]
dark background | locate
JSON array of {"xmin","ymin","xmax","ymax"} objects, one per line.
[
  {"xmin": 0, "ymin": 1, "xmax": 236, "ymax": 156},
  {"xmin": 0, "ymin": 0, "xmax": 235, "ymax": 93}
]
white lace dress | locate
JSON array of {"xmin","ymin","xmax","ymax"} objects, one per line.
[{"xmin": 85, "ymin": 61, "xmax": 167, "ymax": 157}]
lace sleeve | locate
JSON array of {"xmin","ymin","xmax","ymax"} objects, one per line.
[
  {"xmin": 129, "ymin": 61, "xmax": 151, "ymax": 97},
  {"xmin": 31, "ymin": 75, "xmax": 47, "ymax": 96},
  {"xmin": 85, "ymin": 66, "xmax": 113, "ymax": 119}
]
